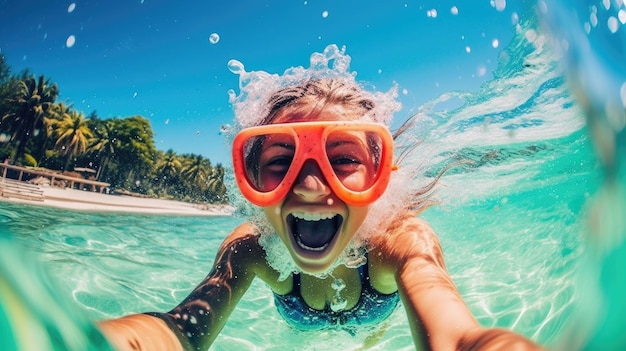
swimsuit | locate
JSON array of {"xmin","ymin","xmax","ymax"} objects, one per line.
[{"xmin": 273, "ymin": 262, "xmax": 400, "ymax": 331}]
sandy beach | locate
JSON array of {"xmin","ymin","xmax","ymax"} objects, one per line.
[{"xmin": 0, "ymin": 182, "xmax": 235, "ymax": 216}]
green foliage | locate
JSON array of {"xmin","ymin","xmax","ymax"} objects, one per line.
[
  {"xmin": 1, "ymin": 74, "xmax": 58, "ymax": 165},
  {"xmin": 23, "ymin": 153, "xmax": 37, "ymax": 167},
  {"xmin": 0, "ymin": 61, "xmax": 229, "ymax": 205}
]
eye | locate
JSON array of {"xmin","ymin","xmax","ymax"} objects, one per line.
[
  {"xmin": 330, "ymin": 155, "xmax": 362, "ymax": 174},
  {"xmin": 264, "ymin": 156, "xmax": 293, "ymax": 169},
  {"xmin": 258, "ymin": 139, "xmax": 295, "ymax": 175},
  {"xmin": 264, "ymin": 155, "xmax": 293, "ymax": 173}
]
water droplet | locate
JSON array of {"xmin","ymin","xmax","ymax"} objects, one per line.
[
  {"xmin": 477, "ymin": 65, "xmax": 487, "ymax": 77},
  {"xmin": 209, "ymin": 33, "xmax": 220, "ymax": 44},
  {"xmin": 619, "ymin": 10, "xmax": 626, "ymax": 24},
  {"xmin": 331, "ymin": 278, "xmax": 346, "ymax": 291},
  {"xmin": 492, "ymin": 0, "xmax": 506, "ymax": 12},
  {"xmin": 227, "ymin": 59, "xmax": 244, "ymax": 74},
  {"xmin": 608, "ymin": 16, "xmax": 619, "ymax": 34},
  {"xmin": 66, "ymin": 35, "xmax": 76, "ymax": 48},
  {"xmin": 525, "ymin": 29, "xmax": 538, "ymax": 43},
  {"xmin": 330, "ymin": 295, "xmax": 347, "ymax": 312}
]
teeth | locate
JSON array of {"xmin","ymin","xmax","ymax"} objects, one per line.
[
  {"xmin": 291, "ymin": 211, "xmax": 336, "ymax": 221},
  {"xmin": 295, "ymin": 236, "xmax": 329, "ymax": 251}
]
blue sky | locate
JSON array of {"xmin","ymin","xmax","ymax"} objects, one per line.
[{"xmin": 1, "ymin": 0, "xmax": 529, "ymax": 165}]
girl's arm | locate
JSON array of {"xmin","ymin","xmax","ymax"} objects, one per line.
[
  {"xmin": 373, "ymin": 217, "xmax": 543, "ymax": 351},
  {"xmin": 98, "ymin": 223, "xmax": 262, "ymax": 351}
]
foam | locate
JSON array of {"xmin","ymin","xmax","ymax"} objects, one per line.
[{"xmin": 226, "ymin": 44, "xmax": 401, "ymax": 130}]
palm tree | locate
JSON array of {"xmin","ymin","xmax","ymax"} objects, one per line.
[
  {"xmin": 51, "ymin": 108, "xmax": 93, "ymax": 170},
  {"xmin": 206, "ymin": 163, "xmax": 227, "ymax": 202},
  {"xmin": 182, "ymin": 154, "xmax": 212, "ymax": 186},
  {"xmin": 87, "ymin": 118, "xmax": 119, "ymax": 181},
  {"xmin": 32, "ymin": 101, "xmax": 72, "ymax": 166},
  {"xmin": 179, "ymin": 154, "xmax": 213, "ymax": 200},
  {"xmin": 154, "ymin": 149, "xmax": 182, "ymax": 192},
  {"xmin": 1, "ymin": 75, "xmax": 58, "ymax": 164}
]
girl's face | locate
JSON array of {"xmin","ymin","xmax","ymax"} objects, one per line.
[{"xmin": 261, "ymin": 105, "xmax": 372, "ymax": 274}]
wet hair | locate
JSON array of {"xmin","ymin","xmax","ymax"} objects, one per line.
[{"xmin": 260, "ymin": 78, "xmax": 377, "ymax": 126}]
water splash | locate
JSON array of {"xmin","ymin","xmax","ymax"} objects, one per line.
[
  {"xmin": 0, "ymin": 238, "xmax": 113, "ymax": 351},
  {"xmin": 226, "ymin": 44, "xmax": 400, "ymax": 130},
  {"xmin": 540, "ymin": 0, "xmax": 626, "ymax": 349}
]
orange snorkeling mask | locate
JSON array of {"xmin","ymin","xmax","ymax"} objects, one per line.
[{"xmin": 232, "ymin": 121, "xmax": 395, "ymax": 207}]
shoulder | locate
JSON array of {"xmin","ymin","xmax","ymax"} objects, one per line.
[
  {"xmin": 370, "ymin": 216, "xmax": 443, "ymax": 268},
  {"xmin": 218, "ymin": 222, "xmax": 292, "ymax": 293},
  {"xmin": 368, "ymin": 216, "xmax": 444, "ymax": 292},
  {"xmin": 214, "ymin": 222, "xmax": 265, "ymax": 270}
]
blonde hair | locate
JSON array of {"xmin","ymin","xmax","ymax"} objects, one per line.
[{"xmin": 260, "ymin": 78, "xmax": 381, "ymax": 125}]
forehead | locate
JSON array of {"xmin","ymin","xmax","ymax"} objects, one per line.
[{"xmin": 271, "ymin": 104, "xmax": 362, "ymax": 124}]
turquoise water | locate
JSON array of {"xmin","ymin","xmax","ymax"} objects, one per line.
[
  {"xmin": 0, "ymin": 10, "xmax": 614, "ymax": 351},
  {"xmin": 0, "ymin": 125, "xmax": 600, "ymax": 350}
]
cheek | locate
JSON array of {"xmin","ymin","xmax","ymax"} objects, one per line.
[
  {"xmin": 340, "ymin": 173, "xmax": 368, "ymax": 191},
  {"xmin": 337, "ymin": 166, "xmax": 375, "ymax": 191},
  {"xmin": 259, "ymin": 171, "xmax": 283, "ymax": 191},
  {"xmin": 344, "ymin": 206, "xmax": 369, "ymax": 238},
  {"xmin": 263, "ymin": 206, "xmax": 284, "ymax": 232}
]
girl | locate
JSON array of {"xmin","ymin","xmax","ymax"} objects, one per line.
[{"xmin": 99, "ymin": 47, "xmax": 542, "ymax": 351}]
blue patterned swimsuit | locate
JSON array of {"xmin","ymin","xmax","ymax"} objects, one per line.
[{"xmin": 273, "ymin": 262, "xmax": 400, "ymax": 331}]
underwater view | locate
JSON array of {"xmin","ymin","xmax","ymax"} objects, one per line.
[{"xmin": 2, "ymin": 1, "xmax": 626, "ymax": 350}]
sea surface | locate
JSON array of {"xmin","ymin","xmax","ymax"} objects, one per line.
[{"xmin": 0, "ymin": 11, "xmax": 613, "ymax": 351}]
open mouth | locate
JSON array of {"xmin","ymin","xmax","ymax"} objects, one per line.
[{"xmin": 287, "ymin": 212, "xmax": 343, "ymax": 252}]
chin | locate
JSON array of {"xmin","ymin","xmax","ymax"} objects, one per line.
[
  {"xmin": 291, "ymin": 254, "xmax": 339, "ymax": 274},
  {"xmin": 288, "ymin": 240, "xmax": 349, "ymax": 274}
]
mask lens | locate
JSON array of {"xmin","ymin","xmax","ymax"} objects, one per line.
[
  {"xmin": 242, "ymin": 132, "xmax": 296, "ymax": 192},
  {"xmin": 325, "ymin": 129, "xmax": 383, "ymax": 192}
]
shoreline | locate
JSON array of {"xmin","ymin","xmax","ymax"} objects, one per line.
[{"xmin": 1, "ymin": 184, "xmax": 235, "ymax": 216}]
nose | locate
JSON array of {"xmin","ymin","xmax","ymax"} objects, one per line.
[{"xmin": 292, "ymin": 160, "xmax": 331, "ymax": 201}]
